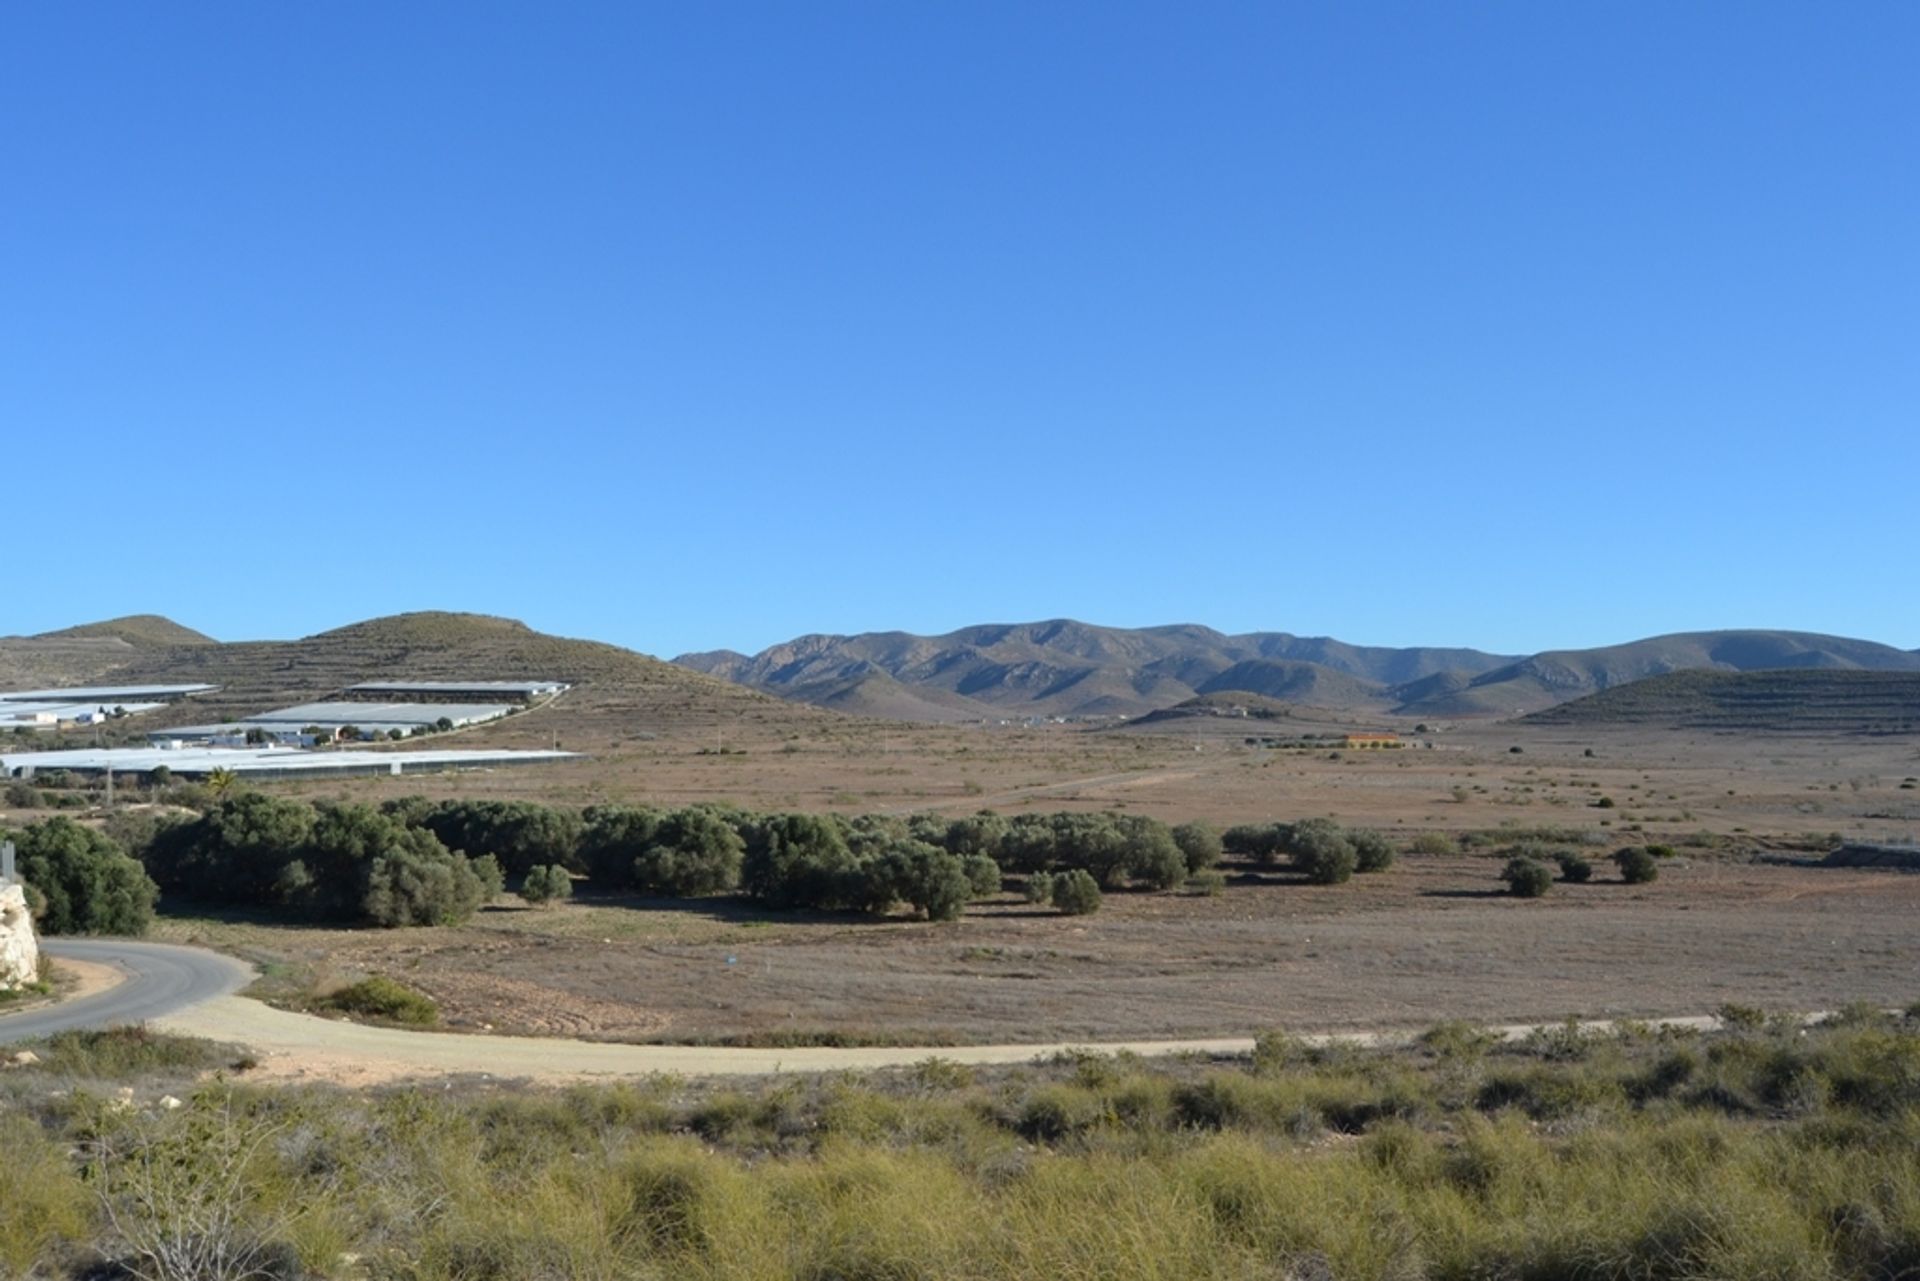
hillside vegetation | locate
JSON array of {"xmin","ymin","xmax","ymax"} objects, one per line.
[{"xmin": 677, "ymin": 620, "xmax": 1920, "ymax": 723}]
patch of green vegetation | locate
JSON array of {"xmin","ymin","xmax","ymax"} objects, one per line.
[
  {"xmin": 6, "ymin": 1013, "xmax": 1920, "ymax": 1279},
  {"xmin": 14, "ymin": 1026, "xmax": 229, "ymax": 1078},
  {"xmin": 319, "ymin": 975, "xmax": 439, "ymax": 1026}
]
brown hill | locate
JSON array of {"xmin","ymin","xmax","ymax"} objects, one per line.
[
  {"xmin": 98, "ymin": 611, "xmax": 825, "ymax": 745},
  {"xmin": 0, "ymin": 614, "xmax": 214, "ymax": 690},
  {"xmin": 33, "ymin": 615, "xmax": 216, "ymax": 648}
]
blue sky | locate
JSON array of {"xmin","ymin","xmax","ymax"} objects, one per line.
[{"xmin": 4, "ymin": 3, "xmax": 1914, "ymax": 658}]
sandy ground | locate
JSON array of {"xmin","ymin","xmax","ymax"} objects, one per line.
[
  {"xmin": 0, "ymin": 956, "xmax": 124, "ymax": 1019},
  {"xmin": 53, "ymin": 957, "xmax": 124, "ymax": 1003}
]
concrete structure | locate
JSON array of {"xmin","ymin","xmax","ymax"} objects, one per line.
[
  {"xmin": 347, "ymin": 680, "xmax": 568, "ymax": 702},
  {"xmin": 0, "ymin": 745, "xmax": 579, "ymax": 782}
]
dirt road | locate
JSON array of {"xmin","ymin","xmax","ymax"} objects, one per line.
[{"xmin": 150, "ymin": 992, "xmax": 1741, "ymax": 1086}]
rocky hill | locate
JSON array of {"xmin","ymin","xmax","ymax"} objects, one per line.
[{"xmin": 678, "ymin": 622, "xmax": 1920, "ymax": 723}]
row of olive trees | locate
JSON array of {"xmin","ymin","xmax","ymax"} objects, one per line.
[
  {"xmin": 1221, "ymin": 819, "xmax": 1395, "ymax": 884},
  {"xmin": 141, "ymin": 794, "xmax": 502, "ymax": 927},
  {"xmin": 1501, "ymin": 844, "xmax": 1662, "ymax": 896},
  {"xmin": 571, "ymin": 806, "xmax": 1233, "ymax": 918},
  {"xmin": 92, "ymin": 792, "xmax": 1409, "ymax": 931}
]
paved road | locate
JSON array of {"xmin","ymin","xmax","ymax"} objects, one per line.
[{"xmin": 0, "ymin": 940, "xmax": 254, "ymax": 1044}]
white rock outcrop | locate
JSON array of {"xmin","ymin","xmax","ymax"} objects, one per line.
[{"xmin": 0, "ymin": 882, "xmax": 40, "ymax": 991}]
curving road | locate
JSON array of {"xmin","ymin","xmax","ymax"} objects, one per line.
[{"xmin": 0, "ymin": 940, "xmax": 254, "ymax": 1044}]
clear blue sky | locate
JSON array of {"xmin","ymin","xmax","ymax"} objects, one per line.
[{"xmin": 4, "ymin": 3, "xmax": 1914, "ymax": 658}]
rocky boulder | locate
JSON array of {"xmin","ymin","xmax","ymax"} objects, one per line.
[{"xmin": 0, "ymin": 882, "xmax": 40, "ymax": 991}]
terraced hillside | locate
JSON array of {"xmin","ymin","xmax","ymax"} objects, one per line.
[
  {"xmin": 0, "ymin": 615, "xmax": 214, "ymax": 689},
  {"xmin": 103, "ymin": 612, "xmax": 826, "ymax": 744},
  {"xmin": 1523, "ymin": 669, "xmax": 1920, "ymax": 733}
]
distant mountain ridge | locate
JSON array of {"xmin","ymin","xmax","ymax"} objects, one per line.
[{"xmin": 675, "ymin": 622, "xmax": 1920, "ymax": 722}]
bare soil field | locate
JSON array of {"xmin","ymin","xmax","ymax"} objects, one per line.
[
  {"xmin": 152, "ymin": 848, "xmax": 1920, "ymax": 1046},
  {"xmin": 276, "ymin": 713, "xmax": 1920, "ymax": 846}
]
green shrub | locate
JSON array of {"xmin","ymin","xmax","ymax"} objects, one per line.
[
  {"xmin": 471, "ymin": 853, "xmax": 506, "ymax": 901},
  {"xmin": 877, "ymin": 841, "xmax": 973, "ymax": 921},
  {"xmin": 1349, "ymin": 829, "xmax": 1395, "ymax": 873},
  {"xmin": 632, "ymin": 807, "xmax": 745, "ymax": 896},
  {"xmin": 1172, "ymin": 822, "xmax": 1223, "ymax": 873},
  {"xmin": 390, "ymin": 798, "xmax": 583, "ymax": 876},
  {"xmin": 1288, "ymin": 819, "xmax": 1357, "ymax": 885},
  {"xmin": 741, "ymin": 813, "xmax": 860, "ymax": 909},
  {"xmin": 1556, "ymin": 852, "xmax": 1593, "ymax": 883},
  {"xmin": 1418, "ymin": 1020, "xmax": 1497, "ymax": 1061},
  {"xmin": 1187, "ymin": 868, "xmax": 1227, "ymax": 896},
  {"xmin": 1614, "ymin": 847, "xmax": 1659, "ymax": 884},
  {"xmin": 1051, "ymin": 869, "xmax": 1102, "ymax": 915},
  {"xmin": 962, "ymin": 852, "xmax": 1001, "ymax": 898},
  {"xmin": 323, "ymin": 976, "xmax": 439, "ymax": 1026},
  {"xmin": 0, "ymin": 1112, "xmax": 89, "ymax": 1275},
  {"xmin": 1023, "ymin": 872, "xmax": 1055, "ymax": 905},
  {"xmin": 362, "ymin": 841, "xmax": 493, "ymax": 927},
  {"xmin": 23, "ymin": 1026, "xmax": 227, "ymax": 1077},
  {"xmin": 1717, "ymin": 1003, "xmax": 1770, "ymax": 1031},
  {"xmin": 1223, "ymin": 822, "xmax": 1290, "ymax": 865},
  {"xmin": 1501, "ymin": 857, "xmax": 1553, "ymax": 897},
  {"xmin": 578, "ymin": 804, "xmax": 665, "ymax": 888},
  {"xmin": 7, "ymin": 817, "xmax": 157, "ymax": 936},
  {"xmin": 519, "ymin": 864, "xmax": 574, "ymax": 906}
]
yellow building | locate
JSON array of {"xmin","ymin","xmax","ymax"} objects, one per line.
[{"xmin": 1343, "ymin": 733, "xmax": 1402, "ymax": 750}]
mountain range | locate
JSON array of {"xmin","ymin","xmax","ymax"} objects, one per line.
[
  {"xmin": 676, "ymin": 621, "xmax": 1920, "ymax": 722},
  {"xmin": 5, "ymin": 613, "xmax": 1916, "ymax": 734}
]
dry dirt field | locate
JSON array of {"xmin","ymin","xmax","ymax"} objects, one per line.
[
  {"xmin": 151, "ymin": 846, "xmax": 1920, "ymax": 1046},
  {"xmin": 286, "ymin": 710, "xmax": 1920, "ymax": 845},
  {"xmin": 33, "ymin": 711, "xmax": 1920, "ymax": 1046}
]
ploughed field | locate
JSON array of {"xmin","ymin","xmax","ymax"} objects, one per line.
[{"xmin": 155, "ymin": 851, "xmax": 1920, "ymax": 1046}]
